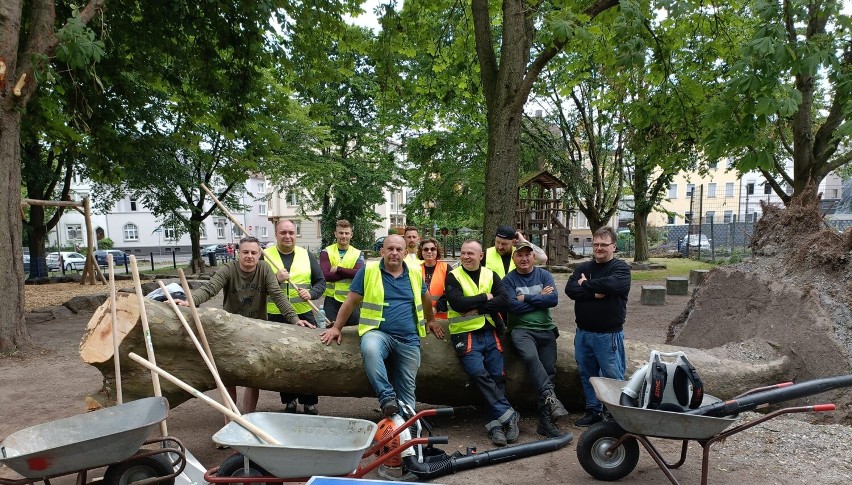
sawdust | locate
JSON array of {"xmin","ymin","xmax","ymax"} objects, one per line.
[{"xmin": 24, "ymin": 281, "xmax": 112, "ymax": 312}]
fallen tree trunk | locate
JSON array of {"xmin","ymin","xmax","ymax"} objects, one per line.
[{"xmin": 81, "ymin": 293, "xmax": 791, "ymax": 410}]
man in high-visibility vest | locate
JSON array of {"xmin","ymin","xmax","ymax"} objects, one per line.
[
  {"xmin": 403, "ymin": 225, "xmax": 422, "ymax": 266},
  {"xmin": 264, "ymin": 219, "xmax": 326, "ymax": 415},
  {"xmin": 445, "ymin": 240, "xmax": 518, "ymax": 447},
  {"xmin": 320, "ymin": 235, "xmax": 444, "ymax": 417},
  {"xmin": 320, "ymin": 219, "xmax": 364, "ymax": 326},
  {"xmin": 484, "ymin": 225, "xmax": 548, "ymax": 279}
]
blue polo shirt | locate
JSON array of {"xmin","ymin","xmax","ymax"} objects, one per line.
[{"xmin": 350, "ymin": 260, "xmax": 427, "ymax": 346}]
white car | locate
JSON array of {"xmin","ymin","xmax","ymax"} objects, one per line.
[
  {"xmin": 46, "ymin": 251, "xmax": 87, "ymax": 271},
  {"xmin": 683, "ymin": 234, "xmax": 711, "ymax": 250}
]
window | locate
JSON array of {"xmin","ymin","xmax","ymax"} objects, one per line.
[
  {"xmin": 685, "ymin": 212, "xmax": 694, "ymax": 224},
  {"xmin": 294, "ymin": 220, "xmax": 302, "ymax": 236},
  {"xmin": 667, "ymin": 184, "xmax": 678, "ymax": 199},
  {"xmin": 164, "ymin": 228, "xmax": 177, "ymax": 240},
  {"xmin": 260, "ymin": 226, "xmax": 268, "ymax": 238},
  {"xmin": 705, "ymin": 211, "xmax": 715, "ymax": 223},
  {"xmin": 123, "ymin": 223, "xmax": 139, "ymax": 241},
  {"xmin": 232, "ymin": 225, "xmax": 241, "ymax": 238},
  {"xmin": 725, "ymin": 182, "xmax": 735, "ymax": 197},
  {"xmin": 287, "ymin": 192, "xmax": 299, "ymax": 207},
  {"xmin": 199, "ymin": 224, "xmax": 207, "ymax": 239},
  {"xmin": 216, "ymin": 222, "xmax": 226, "ymax": 239},
  {"xmin": 686, "ymin": 184, "xmax": 695, "ymax": 197},
  {"xmin": 257, "ymin": 182, "xmax": 266, "ymax": 194},
  {"xmin": 258, "ymin": 203, "xmax": 267, "ymax": 215},
  {"xmin": 828, "ymin": 188, "xmax": 839, "ymax": 199},
  {"xmin": 709, "ymin": 160, "xmax": 718, "ymax": 169},
  {"xmin": 390, "ymin": 190, "xmax": 404, "ymax": 212},
  {"xmin": 129, "ymin": 197, "xmax": 138, "ymax": 211},
  {"xmin": 763, "ymin": 183, "xmax": 772, "ymax": 195},
  {"xmin": 707, "ymin": 183, "xmax": 717, "ymax": 198},
  {"xmin": 723, "ymin": 211, "xmax": 733, "ymax": 223},
  {"xmin": 66, "ymin": 224, "xmax": 83, "ymax": 241},
  {"xmin": 746, "ymin": 182, "xmax": 755, "ymax": 195},
  {"xmin": 667, "ymin": 214, "xmax": 677, "ymax": 225}
]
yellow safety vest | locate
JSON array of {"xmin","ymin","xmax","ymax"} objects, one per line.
[
  {"xmin": 358, "ymin": 261, "xmax": 426, "ymax": 338},
  {"xmin": 404, "ymin": 252, "xmax": 423, "ymax": 266},
  {"xmin": 264, "ymin": 246, "xmax": 312, "ymax": 315},
  {"xmin": 446, "ymin": 266, "xmax": 495, "ymax": 334},
  {"xmin": 323, "ymin": 243, "xmax": 361, "ymax": 302},
  {"xmin": 485, "ymin": 246, "xmax": 514, "ymax": 279}
]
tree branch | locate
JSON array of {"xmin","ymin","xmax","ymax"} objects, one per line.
[
  {"xmin": 471, "ymin": 0, "xmax": 498, "ymax": 107},
  {"xmin": 760, "ymin": 168, "xmax": 791, "ymax": 205}
]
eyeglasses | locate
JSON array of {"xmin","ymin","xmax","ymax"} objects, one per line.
[
  {"xmin": 592, "ymin": 243, "xmax": 614, "ymax": 248},
  {"xmin": 421, "ymin": 247, "xmax": 437, "ymax": 252}
]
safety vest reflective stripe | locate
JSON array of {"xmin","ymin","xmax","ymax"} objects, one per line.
[
  {"xmin": 446, "ymin": 266, "xmax": 495, "ymax": 334},
  {"xmin": 264, "ymin": 246, "xmax": 312, "ymax": 315},
  {"xmin": 358, "ymin": 261, "xmax": 426, "ymax": 338}
]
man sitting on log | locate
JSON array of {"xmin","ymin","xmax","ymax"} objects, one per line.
[
  {"xmin": 179, "ymin": 236, "xmax": 311, "ymax": 414},
  {"xmin": 445, "ymin": 240, "xmax": 519, "ymax": 447},
  {"xmin": 320, "ymin": 234, "xmax": 444, "ymax": 417}
]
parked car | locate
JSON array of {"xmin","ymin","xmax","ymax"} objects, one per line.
[
  {"xmin": 372, "ymin": 236, "xmax": 386, "ymax": 252},
  {"xmin": 46, "ymin": 251, "xmax": 87, "ymax": 271},
  {"xmin": 682, "ymin": 234, "xmax": 711, "ymax": 250},
  {"xmin": 94, "ymin": 249, "xmax": 129, "ymax": 267},
  {"xmin": 200, "ymin": 244, "xmax": 220, "ymax": 256}
]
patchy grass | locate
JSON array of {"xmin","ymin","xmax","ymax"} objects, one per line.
[{"xmin": 629, "ymin": 258, "xmax": 716, "ymax": 281}]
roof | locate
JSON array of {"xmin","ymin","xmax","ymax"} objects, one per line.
[{"xmin": 518, "ymin": 170, "xmax": 566, "ymax": 189}]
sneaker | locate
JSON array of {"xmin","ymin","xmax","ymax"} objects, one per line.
[
  {"xmin": 574, "ymin": 410, "xmax": 604, "ymax": 427},
  {"xmin": 488, "ymin": 426, "xmax": 508, "ymax": 447},
  {"xmin": 381, "ymin": 401, "xmax": 399, "ymax": 417},
  {"xmin": 303, "ymin": 404, "xmax": 319, "ymax": 415},
  {"xmin": 283, "ymin": 400, "xmax": 298, "ymax": 413},
  {"xmin": 504, "ymin": 411, "xmax": 520, "ymax": 443},
  {"xmin": 536, "ymin": 413, "xmax": 565, "ymax": 438},
  {"xmin": 543, "ymin": 392, "xmax": 570, "ymax": 422}
]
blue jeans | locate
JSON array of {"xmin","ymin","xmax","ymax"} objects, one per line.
[
  {"xmin": 361, "ymin": 330, "xmax": 421, "ymax": 410},
  {"xmin": 574, "ymin": 328, "xmax": 626, "ymax": 412}
]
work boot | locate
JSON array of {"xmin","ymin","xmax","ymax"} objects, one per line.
[
  {"xmin": 504, "ymin": 411, "xmax": 520, "ymax": 443},
  {"xmin": 542, "ymin": 391, "xmax": 569, "ymax": 422},
  {"xmin": 574, "ymin": 410, "xmax": 604, "ymax": 427},
  {"xmin": 303, "ymin": 404, "xmax": 319, "ymax": 415},
  {"xmin": 537, "ymin": 413, "xmax": 565, "ymax": 438},
  {"xmin": 488, "ymin": 426, "xmax": 508, "ymax": 447},
  {"xmin": 283, "ymin": 400, "xmax": 298, "ymax": 413},
  {"xmin": 380, "ymin": 400, "xmax": 399, "ymax": 417}
]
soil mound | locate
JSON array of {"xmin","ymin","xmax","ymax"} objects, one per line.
[{"xmin": 668, "ymin": 191, "xmax": 852, "ymax": 421}]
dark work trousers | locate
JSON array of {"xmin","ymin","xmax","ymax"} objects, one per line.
[
  {"xmin": 323, "ymin": 297, "xmax": 360, "ymax": 326},
  {"xmin": 451, "ymin": 326, "xmax": 514, "ymax": 424},
  {"xmin": 509, "ymin": 328, "xmax": 558, "ymax": 411},
  {"xmin": 268, "ymin": 311, "xmax": 319, "ymax": 406}
]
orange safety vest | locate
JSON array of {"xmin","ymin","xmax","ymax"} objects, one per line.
[{"xmin": 422, "ymin": 260, "xmax": 448, "ymax": 319}]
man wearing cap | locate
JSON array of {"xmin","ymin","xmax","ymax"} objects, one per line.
[
  {"xmin": 485, "ymin": 225, "xmax": 548, "ymax": 279},
  {"xmin": 503, "ymin": 241, "xmax": 570, "ymax": 439},
  {"xmin": 445, "ymin": 240, "xmax": 519, "ymax": 447}
]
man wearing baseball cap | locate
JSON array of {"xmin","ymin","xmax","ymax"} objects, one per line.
[{"xmin": 484, "ymin": 225, "xmax": 547, "ymax": 279}]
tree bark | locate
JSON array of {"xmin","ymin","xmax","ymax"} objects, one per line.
[{"xmin": 81, "ymin": 293, "xmax": 792, "ymax": 411}]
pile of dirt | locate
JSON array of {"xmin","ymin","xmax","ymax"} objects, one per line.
[{"xmin": 668, "ymin": 191, "xmax": 852, "ymax": 421}]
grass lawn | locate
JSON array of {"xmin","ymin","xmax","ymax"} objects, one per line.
[{"xmin": 628, "ymin": 258, "xmax": 716, "ymax": 281}]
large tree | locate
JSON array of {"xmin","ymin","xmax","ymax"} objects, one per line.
[
  {"xmin": 704, "ymin": 0, "xmax": 851, "ymax": 203},
  {"xmin": 470, "ymin": 0, "xmax": 620, "ymax": 238},
  {"xmin": 1, "ymin": 0, "xmax": 105, "ymax": 351}
]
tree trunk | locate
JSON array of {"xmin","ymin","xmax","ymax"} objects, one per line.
[
  {"xmin": 81, "ymin": 293, "xmax": 792, "ymax": 411},
  {"xmin": 0, "ymin": 108, "xmax": 29, "ymax": 351},
  {"xmin": 633, "ymin": 209, "xmax": 651, "ymax": 262},
  {"xmin": 483, "ymin": 106, "xmax": 523, "ymax": 241}
]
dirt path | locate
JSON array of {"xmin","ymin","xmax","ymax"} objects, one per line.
[{"xmin": 3, "ymin": 276, "xmax": 850, "ymax": 484}]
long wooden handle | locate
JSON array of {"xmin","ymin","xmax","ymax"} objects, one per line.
[
  {"xmin": 108, "ymin": 255, "xmax": 123, "ymax": 404},
  {"xmin": 156, "ymin": 280, "xmax": 239, "ymax": 414},
  {"xmin": 128, "ymin": 352, "xmax": 280, "ymax": 445}
]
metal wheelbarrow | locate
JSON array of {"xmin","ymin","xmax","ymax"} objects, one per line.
[
  {"xmin": 0, "ymin": 397, "xmax": 186, "ymax": 485},
  {"xmin": 577, "ymin": 375, "xmax": 852, "ymax": 484}
]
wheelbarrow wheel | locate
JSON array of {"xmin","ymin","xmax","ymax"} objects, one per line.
[
  {"xmin": 104, "ymin": 453, "xmax": 174, "ymax": 485},
  {"xmin": 576, "ymin": 420, "xmax": 639, "ymax": 481},
  {"xmin": 217, "ymin": 453, "xmax": 273, "ymax": 485}
]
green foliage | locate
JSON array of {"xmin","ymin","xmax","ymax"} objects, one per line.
[
  {"xmin": 98, "ymin": 237, "xmax": 114, "ymax": 249},
  {"xmin": 55, "ymin": 12, "xmax": 105, "ymax": 70}
]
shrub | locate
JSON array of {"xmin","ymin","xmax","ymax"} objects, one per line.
[{"xmin": 99, "ymin": 237, "xmax": 115, "ymax": 249}]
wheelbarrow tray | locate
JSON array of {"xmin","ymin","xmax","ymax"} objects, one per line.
[
  {"xmin": 0, "ymin": 397, "xmax": 169, "ymax": 479},
  {"xmin": 212, "ymin": 413, "xmax": 377, "ymax": 479},
  {"xmin": 591, "ymin": 377, "xmax": 737, "ymax": 440}
]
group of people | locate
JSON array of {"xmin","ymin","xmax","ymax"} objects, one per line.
[{"xmin": 183, "ymin": 219, "xmax": 631, "ymax": 447}]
